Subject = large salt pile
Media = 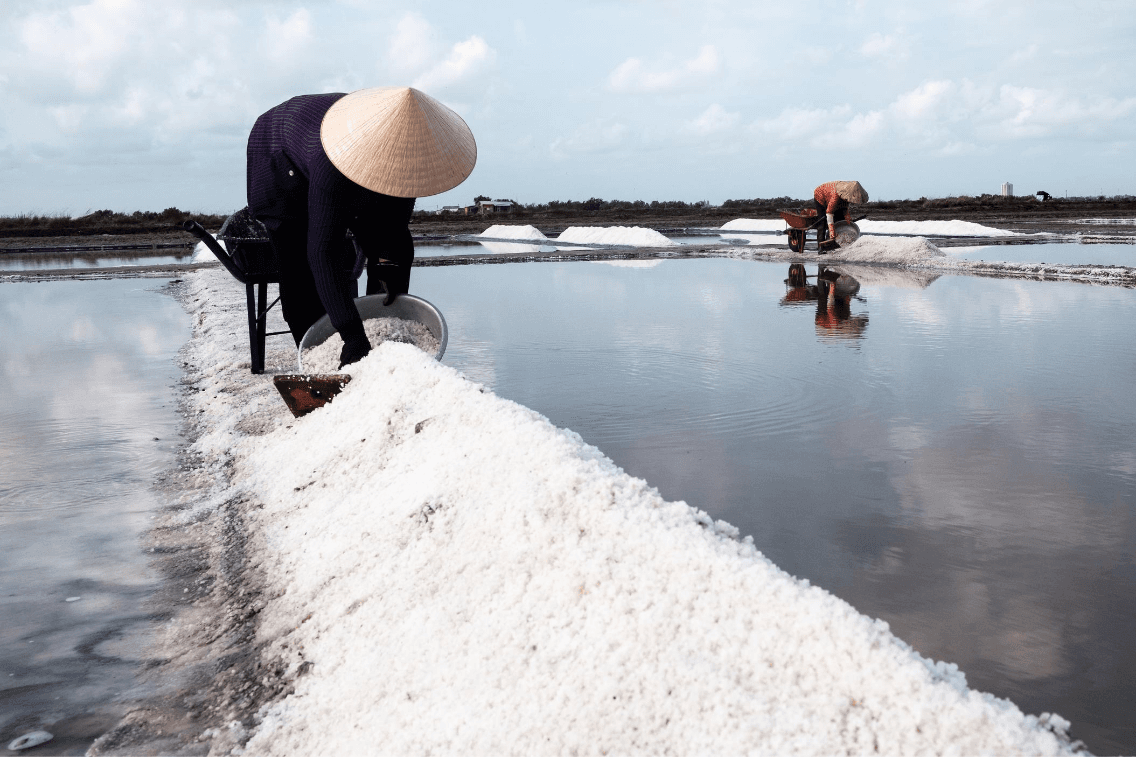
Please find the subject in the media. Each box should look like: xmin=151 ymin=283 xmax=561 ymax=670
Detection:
xmin=830 ymin=235 xmax=948 ymax=264
xmin=218 ymin=341 xmax=1075 ymax=755
xmin=717 ymin=218 xmax=1018 ymax=246
xmin=718 ymin=218 xmax=786 ymax=245
xmin=557 ymin=226 xmax=677 ymax=247
xmin=192 ymin=239 xmax=224 ymax=263
xmin=720 ymin=218 xmax=788 ymax=232
xmin=857 ymin=219 xmax=1018 ymax=237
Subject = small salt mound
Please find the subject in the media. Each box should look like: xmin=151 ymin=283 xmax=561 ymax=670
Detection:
xmin=477 ymin=225 xmax=551 ymax=254
xmin=193 ymin=239 xmax=225 ymax=263
xmin=830 ymin=236 xmax=946 ymax=264
xmin=858 ymin=219 xmax=1018 ymax=237
xmin=479 ymin=224 xmax=549 ymax=241
xmin=557 ymin=226 xmax=677 ymax=247
xmin=301 ymin=317 xmax=439 ymax=372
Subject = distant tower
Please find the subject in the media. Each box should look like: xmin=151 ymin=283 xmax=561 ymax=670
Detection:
xmin=1001 ymin=182 xmax=1014 ymax=197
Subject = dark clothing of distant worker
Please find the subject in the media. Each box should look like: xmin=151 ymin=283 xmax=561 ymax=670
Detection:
xmin=246 ymin=93 xmax=415 ymax=346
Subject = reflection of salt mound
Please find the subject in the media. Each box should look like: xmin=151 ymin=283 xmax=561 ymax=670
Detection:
xmin=830 ymin=265 xmax=942 ymax=290
xmin=478 ymin=225 xmax=550 ymax=254
xmin=193 ymin=239 xmax=225 ymax=262
xmin=557 ymin=226 xmax=677 ymax=247
xmin=832 ymin=236 xmax=946 ymax=264
xmin=591 ymin=259 xmax=663 ymax=269
xmin=858 ymin=220 xmax=1017 ymax=237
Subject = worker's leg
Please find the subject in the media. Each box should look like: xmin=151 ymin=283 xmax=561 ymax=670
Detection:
xmin=268 ymin=222 xmax=327 ymax=345
xmin=813 ymin=199 xmax=829 ymax=241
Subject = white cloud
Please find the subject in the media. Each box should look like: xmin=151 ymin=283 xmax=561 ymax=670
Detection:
xmin=607 ymin=45 xmax=720 ymax=93
xmin=755 ymin=79 xmax=1136 ymax=153
xmin=18 ymin=0 xmax=146 ymax=94
xmin=859 ymin=32 xmax=908 ymax=60
xmin=413 ymin=36 xmax=495 ymax=91
xmin=684 ymin=104 xmax=740 ymax=136
xmin=891 ymin=80 xmax=954 ymax=121
xmin=550 ymin=121 xmax=630 ymax=160
xmin=389 ymin=12 xmax=439 ymax=75
xmin=263 ymin=9 xmax=313 ymax=66
xmin=755 ymin=105 xmax=852 ymax=142
xmin=387 ymin=13 xmax=495 ymax=93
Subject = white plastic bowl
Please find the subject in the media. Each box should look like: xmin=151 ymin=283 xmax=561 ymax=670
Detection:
xmin=297 ymin=294 xmax=447 ymax=371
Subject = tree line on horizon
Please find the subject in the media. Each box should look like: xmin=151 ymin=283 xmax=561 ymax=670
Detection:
xmin=2 ymin=193 xmax=1133 ymax=236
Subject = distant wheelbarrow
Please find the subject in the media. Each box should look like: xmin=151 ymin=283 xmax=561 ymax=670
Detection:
xmin=778 ymin=209 xmax=865 ymax=253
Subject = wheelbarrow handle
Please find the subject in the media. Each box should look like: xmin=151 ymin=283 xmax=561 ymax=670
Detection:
xmin=182 ymin=219 xmax=249 ymax=283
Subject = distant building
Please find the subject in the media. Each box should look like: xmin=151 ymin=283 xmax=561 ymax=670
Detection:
xmin=437 ymin=206 xmax=462 ymax=214
xmin=1001 ymin=182 xmax=1014 ymax=197
xmin=478 ymin=200 xmax=515 ymax=213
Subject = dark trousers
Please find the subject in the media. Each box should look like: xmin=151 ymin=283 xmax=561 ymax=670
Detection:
xmin=268 ymin=222 xmax=357 ymax=345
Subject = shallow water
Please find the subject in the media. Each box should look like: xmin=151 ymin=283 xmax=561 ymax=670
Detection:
xmin=409 ymin=258 xmax=1136 ymax=755
xmin=0 ymin=253 xmax=193 ymax=272
xmin=946 ymin=241 xmax=1135 ymax=266
xmin=0 ymin=279 xmax=189 ymax=753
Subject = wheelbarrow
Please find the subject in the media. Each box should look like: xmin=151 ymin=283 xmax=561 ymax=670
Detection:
xmin=778 ymin=209 xmax=865 ymax=253
xmin=182 ymin=209 xmax=286 ymax=375
xmin=182 ymin=208 xmax=384 ymax=374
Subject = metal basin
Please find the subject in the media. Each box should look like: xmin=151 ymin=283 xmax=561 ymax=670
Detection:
xmin=834 ymin=221 xmax=861 ymax=247
xmin=297 ymin=294 xmax=448 ymax=370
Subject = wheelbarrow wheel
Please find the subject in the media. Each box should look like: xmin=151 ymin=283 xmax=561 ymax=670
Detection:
xmin=787 ymin=229 xmax=805 ymax=253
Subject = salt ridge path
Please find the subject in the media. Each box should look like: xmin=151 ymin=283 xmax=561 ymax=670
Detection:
xmin=170 ymin=265 xmax=1078 ymax=755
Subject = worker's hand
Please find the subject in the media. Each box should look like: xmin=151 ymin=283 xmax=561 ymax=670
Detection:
xmin=339 ymin=333 xmax=371 ymax=369
xmin=828 ymin=224 xmax=837 ymax=239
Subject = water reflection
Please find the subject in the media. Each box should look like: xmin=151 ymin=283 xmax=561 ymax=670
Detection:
xmin=0 ymin=279 xmax=189 ymax=752
xmin=0 ymin=252 xmax=193 ymax=271
xmin=781 ymin=264 xmax=869 ymax=342
xmin=411 ymin=258 xmax=1136 ymax=755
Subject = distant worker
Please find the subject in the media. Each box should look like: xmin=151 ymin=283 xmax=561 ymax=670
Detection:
xmin=813 ymin=181 xmax=868 ymax=249
xmin=246 ymin=87 xmax=476 ymax=368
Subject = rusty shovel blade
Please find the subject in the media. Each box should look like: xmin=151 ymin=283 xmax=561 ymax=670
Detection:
xmin=273 ymin=374 xmax=352 ymax=417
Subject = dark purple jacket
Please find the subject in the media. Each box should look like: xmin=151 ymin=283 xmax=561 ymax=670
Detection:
xmin=247 ymin=93 xmax=415 ymax=339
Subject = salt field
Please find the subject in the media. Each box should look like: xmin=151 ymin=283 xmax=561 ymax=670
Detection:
xmin=2 ymin=220 xmax=1135 ymax=754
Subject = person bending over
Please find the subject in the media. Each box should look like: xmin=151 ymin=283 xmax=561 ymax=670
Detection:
xmin=813 ymin=180 xmax=868 ymax=248
xmin=246 ymin=87 xmax=476 ymax=368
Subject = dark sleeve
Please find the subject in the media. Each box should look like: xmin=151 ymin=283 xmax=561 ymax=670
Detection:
xmin=352 ymin=196 xmax=415 ymax=267
xmin=306 ymin=182 xmax=365 ymax=340
xmin=352 ymin=197 xmax=414 ymax=298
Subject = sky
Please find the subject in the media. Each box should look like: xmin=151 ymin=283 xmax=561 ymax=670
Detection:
xmin=1 ymin=0 xmax=1133 ymax=215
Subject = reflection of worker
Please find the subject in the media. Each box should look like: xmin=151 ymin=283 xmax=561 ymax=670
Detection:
xmin=813 ymin=181 xmax=869 ymax=248
xmin=247 ymin=87 xmax=475 ymax=367
xmin=815 ymin=267 xmax=868 ymax=340
xmin=782 ymin=263 xmax=816 ymax=303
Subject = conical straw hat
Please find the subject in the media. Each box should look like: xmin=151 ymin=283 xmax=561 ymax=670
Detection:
xmin=321 ymin=87 xmax=477 ymax=198
xmin=833 ymin=181 xmax=869 ymax=204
